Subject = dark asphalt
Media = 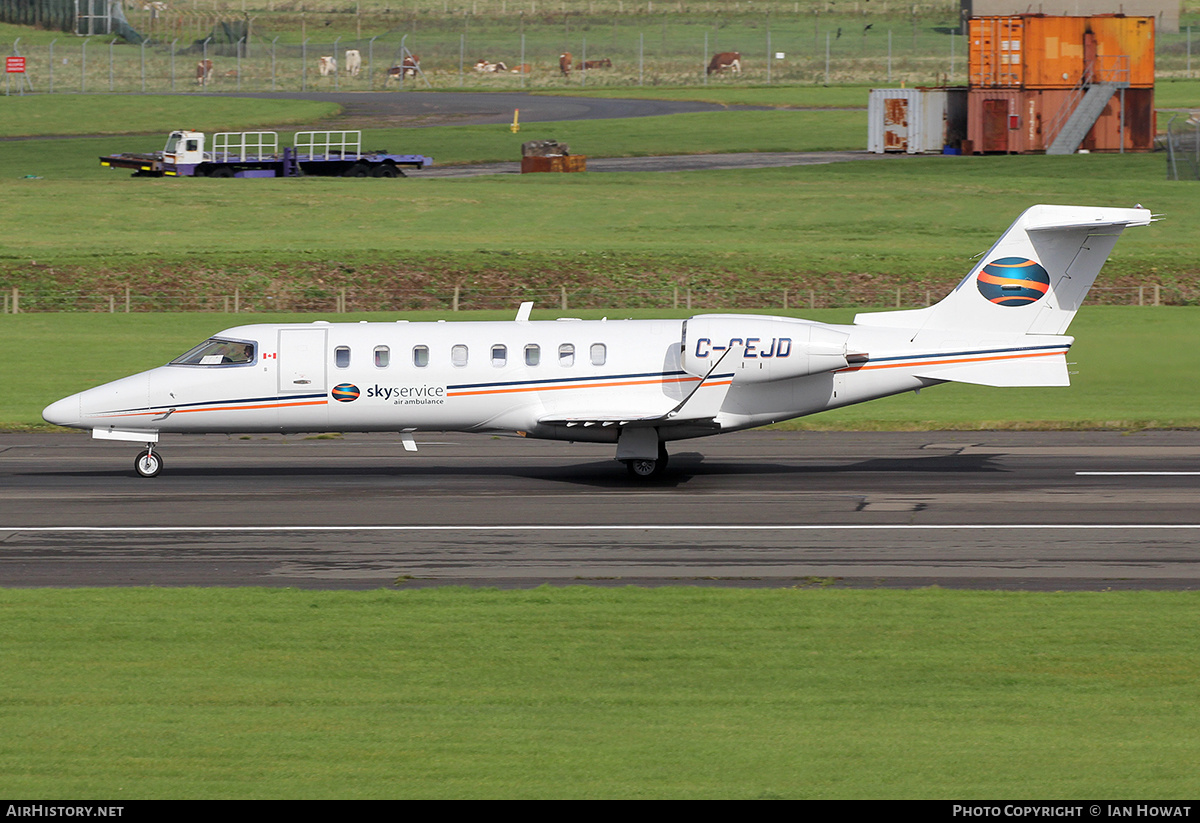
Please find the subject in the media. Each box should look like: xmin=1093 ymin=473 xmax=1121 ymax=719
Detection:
xmin=3 ymin=430 xmax=1199 ymax=591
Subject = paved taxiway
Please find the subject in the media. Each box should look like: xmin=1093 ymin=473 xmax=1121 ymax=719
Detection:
xmin=2 ymin=430 xmax=1198 ymax=590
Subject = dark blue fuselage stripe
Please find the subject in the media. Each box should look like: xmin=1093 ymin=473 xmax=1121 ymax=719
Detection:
xmin=101 ymin=393 xmax=328 ymax=415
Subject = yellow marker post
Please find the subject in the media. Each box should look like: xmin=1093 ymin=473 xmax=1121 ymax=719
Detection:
xmin=511 ymin=108 xmax=520 ymax=133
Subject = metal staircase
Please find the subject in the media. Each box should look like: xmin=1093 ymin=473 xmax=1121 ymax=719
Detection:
xmin=1045 ymin=56 xmax=1130 ymax=156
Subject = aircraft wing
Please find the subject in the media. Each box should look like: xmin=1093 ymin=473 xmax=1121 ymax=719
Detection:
xmin=539 ymin=347 xmax=738 ymax=429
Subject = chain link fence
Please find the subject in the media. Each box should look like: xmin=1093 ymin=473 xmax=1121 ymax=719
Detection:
xmin=2 ymin=284 xmax=1190 ymax=313
xmin=1164 ymin=111 xmax=1200 ymax=180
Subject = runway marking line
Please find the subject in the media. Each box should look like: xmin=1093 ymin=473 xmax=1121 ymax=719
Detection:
xmin=3 ymin=525 xmax=1200 ymax=532
xmin=1076 ymin=472 xmax=1200 ymax=476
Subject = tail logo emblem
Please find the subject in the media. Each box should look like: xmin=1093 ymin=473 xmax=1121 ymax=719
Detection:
xmin=977 ymin=257 xmax=1051 ymax=306
xmin=332 ymin=384 xmax=360 ymax=402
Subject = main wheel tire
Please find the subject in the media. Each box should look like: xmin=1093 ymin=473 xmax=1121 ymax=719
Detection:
xmin=626 ymin=458 xmax=661 ymax=478
xmin=625 ymin=442 xmax=669 ymax=479
xmin=134 ymin=450 xmax=163 ymax=478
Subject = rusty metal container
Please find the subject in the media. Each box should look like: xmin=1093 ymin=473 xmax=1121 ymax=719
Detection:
xmin=967 ymin=86 xmax=1156 ymax=153
xmin=969 ymin=15 xmax=1154 ymax=89
xmin=868 ymin=88 xmax=968 ymax=154
xmin=520 ymin=155 xmax=587 ymax=173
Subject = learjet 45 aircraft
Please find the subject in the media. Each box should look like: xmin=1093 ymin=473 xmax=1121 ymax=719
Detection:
xmin=43 ymin=204 xmax=1154 ymax=478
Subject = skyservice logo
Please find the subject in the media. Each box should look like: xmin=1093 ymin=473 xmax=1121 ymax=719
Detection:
xmin=976 ymin=257 xmax=1051 ymax=307
xmin=331 ymin=383 xmax=360 ymax=402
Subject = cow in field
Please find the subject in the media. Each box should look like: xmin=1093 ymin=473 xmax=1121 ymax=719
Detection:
xmin=195 ymin=59 xmax=213 ymax=86
xmin=576 ymin=58 xmax=612 ymax=70
xmin=385 ymin=55 xmax=420 ymax=82
xmin=318 ymin=55 xmax=337 ymax=76
xmin=344 ymin=49 xmax=362 ymax=77
xmin=559 ymin=52 xmax=572 ymax=76
xmin=707 ymin=51 xmax=741 ymax=75
xmin=473 ymin=59 xmax=508 ymax=73
xmin=510 ymin=63 xmax=532 ymax=74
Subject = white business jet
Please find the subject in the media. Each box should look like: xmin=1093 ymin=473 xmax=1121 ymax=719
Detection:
xmin=43 ymin=205 xmax=1153 ymax=478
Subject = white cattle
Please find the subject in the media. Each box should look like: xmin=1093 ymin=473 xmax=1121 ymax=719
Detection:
xmin=318 ymin=55 xmax=337 ymax=77
xmin=344 ymin=49 xmax=362 ymax=77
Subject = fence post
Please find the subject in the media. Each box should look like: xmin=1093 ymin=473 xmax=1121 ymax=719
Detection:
xmin=809 ymin=289 xmax=815 ymax=309
xmin=783 ymin=288 xmax=789 ymax=310
xmin=896 ymin=286 xmax=901 ymax=307
xmin=561 ymin=286 xmax=568 ymax=311
xmin=1154 ymin=284 xmax=1160 ymax=306
xmin=125 ymin=286 xmax=130 ymax=312
xmin=1138 ymin=285 xmax=1144 ymax=306
xmin=235 ymin=288 xmax=240 ymax=313
xmin=11 ymin=287 xmax=18 ymax=314
xmin=453 ymin=285 xmax=460 ymax=311
xmin=109 ymin=295 xmax=115 ymax=313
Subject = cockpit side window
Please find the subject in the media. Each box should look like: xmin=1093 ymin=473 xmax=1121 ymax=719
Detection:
xmin=170 ymin=338 xmax=256 ymax=367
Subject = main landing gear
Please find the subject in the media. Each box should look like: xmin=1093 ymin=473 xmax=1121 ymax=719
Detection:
xmin=625 ymin=442 xmax=669 ymax=479
xmin=134 ymin=445 xmax=163 ymax=478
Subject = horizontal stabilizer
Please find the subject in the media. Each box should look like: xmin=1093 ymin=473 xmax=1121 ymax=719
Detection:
xmin=914 ymin=352 xmax=1070 ymax=387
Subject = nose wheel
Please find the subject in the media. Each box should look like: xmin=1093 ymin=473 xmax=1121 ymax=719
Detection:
xmin=134 ymin=446 xmax=163 ymax=478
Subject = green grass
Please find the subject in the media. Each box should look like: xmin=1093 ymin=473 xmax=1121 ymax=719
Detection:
xmin=2 ymin=586 xmax=1199 ymax=799
xmin=0 ymin=153 xmax=1193 ymax=282
xmin=4 ymin=306 xmax=1197 ymax=431
xmin=0 ymin=95 xmax=341 ymax=138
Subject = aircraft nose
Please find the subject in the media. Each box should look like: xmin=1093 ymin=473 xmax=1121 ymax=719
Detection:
xmin=43 ymin=394 xmax=82 ymax=428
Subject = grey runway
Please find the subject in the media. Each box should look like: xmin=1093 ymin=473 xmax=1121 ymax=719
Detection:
xmin=2 ymin=430 xmax=1199 ymax=590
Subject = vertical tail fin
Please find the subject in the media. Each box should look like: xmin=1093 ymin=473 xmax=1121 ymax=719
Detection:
xmin=855 ymin=205 xmax=1154 ymax=338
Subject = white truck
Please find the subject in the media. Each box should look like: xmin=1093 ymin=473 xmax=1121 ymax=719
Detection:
xmin=100 ymin=129 xmax=432 ymax=179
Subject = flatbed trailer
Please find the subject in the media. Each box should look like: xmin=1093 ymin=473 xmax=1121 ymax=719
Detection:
xmin=100 ymin=130 xmax=432 ymax=179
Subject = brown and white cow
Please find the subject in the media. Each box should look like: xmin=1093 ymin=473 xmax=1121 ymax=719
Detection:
xmin=559 ymin=52 xmax=572 ymax=77
xmin=318 ymin=55 xmax=337 ymax=76
xmin=576 ymin=58 xmax=612 ymax=70
xmin=195 ymin=59 xmax=213 ymax=86
xmin=706 ymin=51 xmax=741 ymax=75
xmin=510 ymin=63 xmax=532 ymax=74
xmin=473 ymin=59 xmax=508 ymax=73
xmin=385 ymin=55 xmax=420 ymax=82
xmin=344 ymin=49 xmax=362 ymax=77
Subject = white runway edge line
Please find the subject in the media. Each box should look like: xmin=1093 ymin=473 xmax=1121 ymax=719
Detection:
xmin=3 ymin=525 xmax=1200 ymax=533
xmin=1075 ymin=475 xmax=1200 ymax=479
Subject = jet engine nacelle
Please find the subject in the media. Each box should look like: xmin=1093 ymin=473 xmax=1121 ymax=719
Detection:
xmin=681 ymin=314 xmax=850 ymax=384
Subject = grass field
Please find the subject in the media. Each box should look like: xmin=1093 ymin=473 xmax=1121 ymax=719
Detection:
xmin=3 ymin=586 xmax=1200 ymax=799
xmin=1 ymin=152 xmax=1196 ymax=299
xmin=6 ymin=306 xmax=1197 ymax=430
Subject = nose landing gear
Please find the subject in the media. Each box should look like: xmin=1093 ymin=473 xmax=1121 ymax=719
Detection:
xmin=134 ymin=445 xmax=163 ymax=478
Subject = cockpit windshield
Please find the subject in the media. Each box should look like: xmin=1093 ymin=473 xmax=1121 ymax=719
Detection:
xmin=170 ymin=337 xmax=256 ymax=366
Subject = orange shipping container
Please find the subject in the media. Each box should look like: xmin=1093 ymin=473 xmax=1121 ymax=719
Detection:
xmin=969 ymin=15 xmax=1154 ymax=90
xmin=967 ymin=87 xmax=1156 ymax=153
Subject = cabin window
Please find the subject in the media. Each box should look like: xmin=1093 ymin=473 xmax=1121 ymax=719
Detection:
xmin=525 ymin=344 xmax=540 ymax=366
xmin=492 ymin=345 xmax=507 ymax=367
xmin=559 ymin=343 xmax=575 ymax=367
xmin=374 ymin=346 xmax=390 ymax=368
xmin=335 ymin=346 xmax=351 ymax=369
xmin=413 ymin=346 xmax=429 ymax=368
xmin=590 ymin=343 xmax=607 ymax=366
xmin=452 ymin=345 xmax=469 ymax=367
xmin=170 ymin=337 xmax=256 ymax=367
